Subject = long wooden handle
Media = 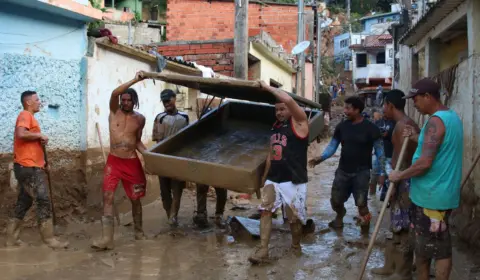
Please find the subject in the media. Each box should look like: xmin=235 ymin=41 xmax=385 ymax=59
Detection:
xmin=96 ymin=122 xmax=107 ymax=163
xmin=96 ymin=122 xmax=121 ymax=226
xmin=357 ymin=137 xmax=410 ymax=280
xmin=42 ymin=145 xmax=57 ymax=226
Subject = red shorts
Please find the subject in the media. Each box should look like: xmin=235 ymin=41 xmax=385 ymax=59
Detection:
xmin=103 ymin=154 xmax=147 ymax=200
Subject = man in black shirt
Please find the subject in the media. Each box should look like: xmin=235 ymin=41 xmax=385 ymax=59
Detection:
xmin=249 ymin=81 xmax=309 ymax=265
xmin=309 ymin=96 xmax=386 ymax=231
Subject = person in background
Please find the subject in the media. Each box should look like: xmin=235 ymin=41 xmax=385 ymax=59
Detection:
xmin=309 ymin=96 xmax=385 ymax=232
xmin=376 ymin=85 xmax=384 ymax=107
xmin=152 ymin=89 xmax=189 ymax=229
xmin=389 ymin=79 xmax=463 ymax=280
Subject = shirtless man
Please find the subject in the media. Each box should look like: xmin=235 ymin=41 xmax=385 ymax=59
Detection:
xmin=371 ymin=89 xmax=420 ymax=279
xmin=249 ymin=81 xmax=309 ymax=264
xmin=92 ymin=71 xmax=148 ymax=250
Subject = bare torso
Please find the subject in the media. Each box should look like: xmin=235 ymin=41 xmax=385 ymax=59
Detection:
xmin=391 ymin=116 xmax=421 ymax=170
xmin=109 ymin=110 xmax=145 ymax=158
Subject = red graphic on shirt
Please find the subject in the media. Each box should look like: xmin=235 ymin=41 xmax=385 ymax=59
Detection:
xmin=270 ymin=133 xmax=287 ymax=161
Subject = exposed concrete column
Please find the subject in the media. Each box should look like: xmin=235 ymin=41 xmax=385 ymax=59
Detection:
xmin=411 ymin=52 xmax=419 ymax=85
xmin=234 ymin=0 xmax=248 ymax=79
xmin=467 ymin=0 xmax=480 ymax=55
xmin=424 ymin=38 xmax=441 ymax=77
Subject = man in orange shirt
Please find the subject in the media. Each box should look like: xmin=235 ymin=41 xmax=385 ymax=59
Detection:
xmin=5 ymin=90 xmax=68 ymax=249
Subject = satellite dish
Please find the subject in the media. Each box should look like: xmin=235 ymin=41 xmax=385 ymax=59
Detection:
xmin=291 ymin=41 xmax=311 ymax=55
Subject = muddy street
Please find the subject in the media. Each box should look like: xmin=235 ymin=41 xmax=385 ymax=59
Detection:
xmin=1 ymin=140 xmax=480 ymax=280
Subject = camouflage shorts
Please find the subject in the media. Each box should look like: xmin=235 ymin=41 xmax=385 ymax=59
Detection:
xmin=410 ymin=203 xmax=452 ymax=260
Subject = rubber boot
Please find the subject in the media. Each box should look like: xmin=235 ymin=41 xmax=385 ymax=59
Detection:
xmin=371 ymin=239 xmax=395 ymax=275
xmin=5 ymin=218 xmax=24 ymax=247
xmin=193 ymin=211 xmax=209 ymax=228
xmin=39 ymin=219 xmax=69 ymax=249
xmin=329 ymin=205 xmax=346 ymax=229
xmin=214 ymin=187 xmax=227 ymax=229
xmin=91 ymin=216 xmax=114 ymax=250
xmin=248 ymin=214 xmax=272 ymax=264
xmin=290 ymin=221 xmax=303 ymax=256
xmin=214 ymin=214 xmax=226 ymax=229
xmin=169 ymin=186 xmax=183 ymax=228
xmin=386 ymin=249 xmax=414 ymax=280
xmin=132 ymin=203 xmax=146 ymax=240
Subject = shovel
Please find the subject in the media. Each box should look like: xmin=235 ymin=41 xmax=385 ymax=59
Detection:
xmin=42 ymin=145 xmax=58 ymax=231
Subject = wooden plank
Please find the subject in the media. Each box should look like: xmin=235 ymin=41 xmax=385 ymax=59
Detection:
xmin=142 ymin=71 xmax=323 ymax=109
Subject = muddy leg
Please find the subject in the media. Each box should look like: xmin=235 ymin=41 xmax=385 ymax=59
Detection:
xmin=285 ymin=206 xmax=302 ymax=256
xmin=159 ymin=177 xmax=172 ymax=219
xmin=193 ymin=184 xmax=209 ymax=228
xmin=214 ymin=187 xmax=227 ymax=229
xmin=414 ymin=257 xmax=430 ymax=280
xmin=249 ymin=184 xmax=276 ymax=265
xmin=434 ymin=258 xmax=452 ymax=280
xmin=169 ymin=180 xmax=184 ymax=228
xmin=353 ymin=170 xmax=372 ymax=232
xmin=6 ymin=164 xmax=34 ymax=247
xmin=91 ymin=190 xmax=115 ymax=250
xmin=329 ymin=169 xmax=350 ymax=229
xmin=131 ymin=199 xmax=146 ymax=240
xmin=31 ymin=168 xmax=68 ymax=249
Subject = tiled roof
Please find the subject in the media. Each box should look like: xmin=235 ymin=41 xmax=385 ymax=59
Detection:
xmin=349 ymin=34 xmax=392 ymax=49
xmin=360 ymin=11 xmax=400 ymax=21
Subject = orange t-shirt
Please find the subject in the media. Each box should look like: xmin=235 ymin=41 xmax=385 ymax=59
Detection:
xmin=13 ymin=111 xmax=45 ymax=168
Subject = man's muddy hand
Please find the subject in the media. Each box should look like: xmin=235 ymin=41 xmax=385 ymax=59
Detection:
xmin=389 ymin=170 xmax=402 ymax=182
xmin=135 ymin=71 xmax=147 ymax=81
xmin=403 ymin=125 xmax=418 ymax=142
xmin=40 ymin=134 xmax=49 ymax=146
xmin=308 ymin=157 xmax=322 ymax=168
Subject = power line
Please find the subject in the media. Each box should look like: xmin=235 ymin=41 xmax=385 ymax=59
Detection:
xmin=0 ymin=25 xmax=85 ymax=46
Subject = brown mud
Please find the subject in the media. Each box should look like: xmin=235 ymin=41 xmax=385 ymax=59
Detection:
xmin=171 ymin=120 xmax=270 ymax=168
xmin=1 ymin=107 xmax=479 ymax=279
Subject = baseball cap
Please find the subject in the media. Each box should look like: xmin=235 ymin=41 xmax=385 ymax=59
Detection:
xmin=160 ymin=89 xmax=176 ymax=102
xmin=403 ymin=78 xmax=440 ymax=99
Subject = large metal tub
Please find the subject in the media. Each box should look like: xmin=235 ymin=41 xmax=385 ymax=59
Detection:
xmin=144 ymin=100 xmax=324 ymax=194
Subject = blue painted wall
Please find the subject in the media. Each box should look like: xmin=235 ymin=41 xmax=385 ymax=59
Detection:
xmin=334 ymin=32 xmax=351 ymax=62
xmin=362 ymin=13 xmax=400 ymax=33
xmin=0 ymin=2 xmax=88 ymax=153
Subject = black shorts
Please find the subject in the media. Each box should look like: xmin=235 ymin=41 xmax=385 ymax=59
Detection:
xmin=410 ymin=203 xmax=452 ymax=260
xmin=331 ymin=168 xmax=370 ymax=208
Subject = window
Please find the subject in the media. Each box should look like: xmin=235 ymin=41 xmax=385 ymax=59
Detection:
xmin=340 ymin=39 xmax=350 ymax=48
xmin=356 ymin=53 xmax=367 ymax=67
xmin=377 ymin=52 xmax=386 ymax=64
xmin=377 ymin=18 xmax=385 ymax=23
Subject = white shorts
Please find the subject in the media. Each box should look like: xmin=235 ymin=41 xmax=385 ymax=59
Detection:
xmin=259 ymin=180 xmax=307 ymax=225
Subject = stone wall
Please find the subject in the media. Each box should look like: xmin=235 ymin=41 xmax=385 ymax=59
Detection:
xmin=104 ymin=22 xmax=161 ymax=45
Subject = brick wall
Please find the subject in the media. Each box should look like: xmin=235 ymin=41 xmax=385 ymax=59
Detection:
xmin=156 ymin=41 xmax=235 ymax=76
xmin=167 ymin=0 xmax=313 ymax=53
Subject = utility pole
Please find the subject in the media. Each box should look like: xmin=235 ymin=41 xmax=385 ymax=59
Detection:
xmin=315 ymin=14 xmax=322 ymax=102
xmin=296 ymin=0 xmax=305 ymax=96
xmin=234 ymin=0 xmax=248 ymax=79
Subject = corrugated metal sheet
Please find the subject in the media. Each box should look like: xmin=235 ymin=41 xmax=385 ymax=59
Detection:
xmin=399 ymin=0 xmax=466 ymax=46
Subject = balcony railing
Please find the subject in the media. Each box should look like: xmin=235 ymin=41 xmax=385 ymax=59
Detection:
xmin=354 ymin=63 xmax=392 ymax=83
